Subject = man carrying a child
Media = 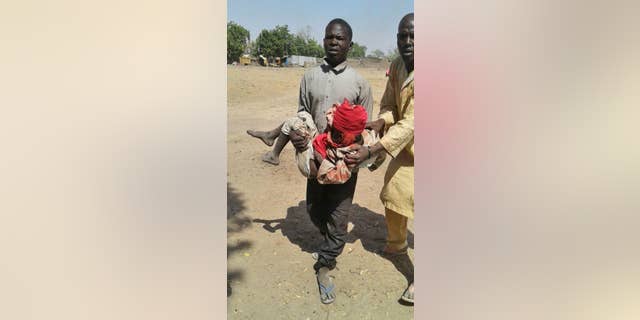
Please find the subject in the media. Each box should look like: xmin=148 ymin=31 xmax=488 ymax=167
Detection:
xmin=287 ymin=18 xmax=374 ymax=304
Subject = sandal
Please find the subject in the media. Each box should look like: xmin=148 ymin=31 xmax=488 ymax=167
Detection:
xmin=400 ymin=282 xmax=414 ymax=304
xmin=317 ymin=276 xmax=335 ymax=304
xmin=381 ymin=245 xmax=408 ymax=257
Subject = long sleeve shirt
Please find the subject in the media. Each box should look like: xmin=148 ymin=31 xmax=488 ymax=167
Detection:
xmin=298 ymin=59 xmax=373 ymax=133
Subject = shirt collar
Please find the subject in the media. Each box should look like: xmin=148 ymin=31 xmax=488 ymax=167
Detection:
xmin=398 ymin=58 xmax=414 ymax=89
xmin=322 ymin=58 xmax=349 ymax=73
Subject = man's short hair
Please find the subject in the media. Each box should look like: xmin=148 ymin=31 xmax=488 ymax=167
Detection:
xmin=399 ymin=13 xmax=414 ymax=28
xmin=326 ymin=18 xmax=353 ymax=41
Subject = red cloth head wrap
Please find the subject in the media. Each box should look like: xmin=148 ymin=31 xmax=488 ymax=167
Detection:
xmin=312 ymin=99 xmax=368 ymax=159
xmin=331 ymin=98 xmax=367 ymax=146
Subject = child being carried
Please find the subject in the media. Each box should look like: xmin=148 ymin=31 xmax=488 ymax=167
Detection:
xmin=247 ymin=99 xmax=385 ymax=184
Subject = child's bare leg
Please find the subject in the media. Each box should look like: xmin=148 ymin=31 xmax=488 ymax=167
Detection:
xmin=262 ymin=131 xmax=289 ymax=165
xmin=247 ymin=123 xmax=284 ymax=147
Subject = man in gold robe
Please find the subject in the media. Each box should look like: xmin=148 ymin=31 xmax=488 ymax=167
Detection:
xmin=346 ymin=12 xmax=414 ymax=303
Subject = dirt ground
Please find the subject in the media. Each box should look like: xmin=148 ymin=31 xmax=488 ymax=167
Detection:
xmin=227 ymin=64 xmax=414 ymax=320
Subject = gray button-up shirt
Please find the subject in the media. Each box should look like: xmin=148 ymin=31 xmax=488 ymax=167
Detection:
xmin=298 ymin=59 xmax=373 ymax=133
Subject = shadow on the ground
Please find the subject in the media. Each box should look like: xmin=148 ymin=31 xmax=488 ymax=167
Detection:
xmin=228 ymin=183 xmax=251 ymax=230
xmin=227 ymin=183 xmax=252 ymax=297
xmin=253 ymin=201 xmax=414 ymax=253
xmin=252 ymin=200 xmax=414 ymax=301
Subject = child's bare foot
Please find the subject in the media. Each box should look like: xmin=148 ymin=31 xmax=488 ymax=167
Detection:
xmin=261 ymin=151 xmax=280 ymax=165
xmin=316 ymin=267 xmax=335 ymax=304
xmin=247 ymin=130 xmax=276 ymax=146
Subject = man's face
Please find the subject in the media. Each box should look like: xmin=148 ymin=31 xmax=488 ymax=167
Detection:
xmin=324 ymin=23 xmax=352 ymax=66
xmin=397 ymin=17 xmax=414 ymax=66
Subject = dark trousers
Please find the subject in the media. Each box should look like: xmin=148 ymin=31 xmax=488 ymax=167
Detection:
xmin=306 ymin=172 xmax=358 ymax=271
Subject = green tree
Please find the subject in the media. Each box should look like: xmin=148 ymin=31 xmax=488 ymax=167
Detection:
xmin=255 ymin=25 xmax=293 ymax=58
xmin=288 ymin=35 xmax=324 ymax=57
xmin=369 ymin=49 xmax=385 ymax=59
xmin=289 ymin=35 xmax=307 ymax=56
xmin=227 ymin=21 xmax=250 ymax=64
xmin=307 ymin=38 xmax=324 ymax=58
xmin=348 ymin=42 xmax=367 ymax=58
xmin=254 ymin=24 xmax=325 ymax=59
xmin=296 ymin=25 xmax=313 ymax=42
xmin=386 ymin=48 xmax=399 ymax=61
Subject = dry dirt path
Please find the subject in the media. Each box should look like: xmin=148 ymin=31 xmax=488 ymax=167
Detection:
xmin=227 ymin=65 xmax=414 ymax=320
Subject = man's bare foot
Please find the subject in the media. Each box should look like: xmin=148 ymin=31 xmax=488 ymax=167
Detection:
xmin=316 ymin=267 xmax=335 ymax=304
xmin=247 ymin=130 xmax=276 ymax=146
xmin=261 ymin=151 xmax=280 ymax=165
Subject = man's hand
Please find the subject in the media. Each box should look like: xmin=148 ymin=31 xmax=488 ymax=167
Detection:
xmin=344 ymin=144 xmax=369 ymax=168
xmin=366 ymin=118 xmax=386 ymax=136
xmin=289 ymin=129 xmax=309 ymax=151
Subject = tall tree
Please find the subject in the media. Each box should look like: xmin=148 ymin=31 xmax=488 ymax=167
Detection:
xmin=296 ymin=25 xmax=313 ymax=41
xmin=227 ymin=21 xmax=250 ymax=64
xmin=369 ymin=49 xmax=385 ymax=59
xmin=255 ymin=25 xmax=293 ymax=58
xmin=289 ymin=35 xmax=307 ymax=56
xmin=307 ymin=38 xmax=324 ymax=58
xmin=348 ymin=42 xmax=367 ymax=58
xmin=386 ymin=48 xmax=399 ymax=61
xmin=252 ymin=24 xmax=327 ymax=59
xmin=292 ymin=25 xmax=324 ymax=57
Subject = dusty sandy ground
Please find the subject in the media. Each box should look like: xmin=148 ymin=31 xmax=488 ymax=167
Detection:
xmin=227 ymin=64 xmax=414 ymax=320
